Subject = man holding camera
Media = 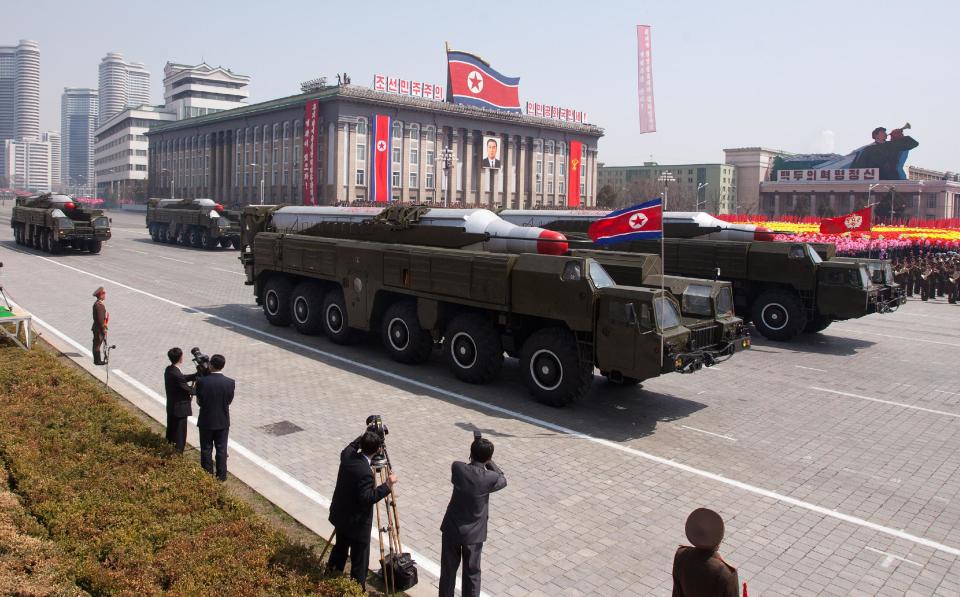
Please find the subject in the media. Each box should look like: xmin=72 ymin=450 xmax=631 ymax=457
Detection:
xmin=163 ymin=347 xmax=197 ymax=454
xmin=327 ymin=427 xmax=397 ymax=588
xmin=195 ymin=354 xmax=234 ymax=481
xmin=439 ymin=433 xmax=507 ymax=597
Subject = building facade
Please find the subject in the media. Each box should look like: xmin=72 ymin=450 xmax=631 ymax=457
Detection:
xmin=98 ymin=52 xmax=151 ymax=125
xmin=163 ymin=61 xmax=250 ymax=120
xmin=758 ymin=179 xmax=960 ymax=220
xmin=0 ymin=39 xmax=41 ymax=182
xmin=41 ymin=131 xmax=60 ymax=191
xmin=61 ymin=87 xmax=98 ymax=193
xmin=722 ymin=147 xmax=790 ymax=214
xmin=146 ymin=85 xmax=603 ymax=208
xmin=598 ymin=162 xmax=737 ymax=213
xmin=94 ymin=104 xmax=175 ymax=201
xmin=4 ymin=136 xmax=51 ymax=192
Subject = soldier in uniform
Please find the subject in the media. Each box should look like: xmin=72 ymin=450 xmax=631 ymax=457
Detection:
xmin=912 ymin=260 xmax=924 ymax=296
xmin=672 ymin=508 xmax=740 ymax=597
xmin=91 ymin=287 xmax=108 ymax=365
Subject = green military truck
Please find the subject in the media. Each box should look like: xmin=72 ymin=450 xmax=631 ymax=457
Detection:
xmin=10 ymin=193 xmax=111 ymax=254
xmin=239 ymin=205 xmax=743 ymax=406
xmin=807 ymin=244 xmax=905 ymax=313
xmin=146 ymin=198 xmax=240 ymax=249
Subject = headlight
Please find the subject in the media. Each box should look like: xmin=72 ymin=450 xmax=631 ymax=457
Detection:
xmin=55 ymin=217 xmax=74 ymax=229
xmin=93 ymin=217 xmax=109 ymax=228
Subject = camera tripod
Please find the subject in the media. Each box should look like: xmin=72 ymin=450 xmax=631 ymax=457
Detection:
xmin=372 ymin=446 xmax=405 ymax=596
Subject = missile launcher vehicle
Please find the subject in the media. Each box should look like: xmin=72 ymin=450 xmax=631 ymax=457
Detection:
xmin=146 ymin=197 xmax=241 ymax=249
xmin=10 ymin=193 xmax=111 ymax=254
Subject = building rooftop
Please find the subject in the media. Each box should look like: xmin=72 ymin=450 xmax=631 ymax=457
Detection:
xmin=147 ymin=84 xmax=604 ymax=137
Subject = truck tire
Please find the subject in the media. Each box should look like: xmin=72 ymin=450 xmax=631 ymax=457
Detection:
xmin=189 ymin=228 xmax=202 ymax=248
xmin=14 ymin=225 xmax=23 ymax=245
xmin=322 ymin=287 xmax=361 ymax=344
xmin=41 ymin=229 xmax=52 ymax=252
xmin=443 ymin=313 xmax=503 ymax=384
xmin=32 ymin=227 xmax=42 ymax=249
xmin=218 ymin=237 xmax=231 ymax=248
xmin=47 ymin=230 xmax=62 ymax=254
xmin=165 ymin=226 xmax=177 ymax=244
xmin=803 ymin=315 xmax=832 ymax=334
xmin=150 ymin=225 xmax=160 ymax=242
xmin=290 ymin=281 xmax=326 ymax=335
xmin=88 ymin=240 xmax=103 ymax=254
xmin=520 ymin=327 xmax=593 ymax=407
xmin=199 ymin=230 xmax=214 ymax=250
xmin=751 ymin=290 xmax=807 ymax=341
xmin=382 ymin=301 xmax=433 ymax=364
xmin=262 ymin=276 xmax=294 ymax=326
xmin=177 ymin=228 xmax=189 ymax=245
xmin=230 ymin=237 xmax=241 ymax=250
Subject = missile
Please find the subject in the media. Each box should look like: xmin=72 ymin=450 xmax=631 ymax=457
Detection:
xmin=270 ymin=206 xmax=569 ymax=255
xmin=498 ymin=210 xmax=776 ymax=242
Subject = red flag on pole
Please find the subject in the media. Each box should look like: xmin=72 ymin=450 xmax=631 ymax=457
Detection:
xmin=819 ymin=206 xmax=872 ymax=234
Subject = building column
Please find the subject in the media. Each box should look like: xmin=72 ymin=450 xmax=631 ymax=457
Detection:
xmin=399 ymin=125 xmax=410 ymax=202
xmin=335 ymin=122 xmax=346 ymax=202
xmin=419 ymin=128 xmax=429 ymax=202
xmin=224 ymin=131 xmax=233 ymax=202
xmin=517 ymin=137 xmax=527 ymax=208
xmin=346 ymin=123 xmax=356 ymax=201
xmin=505 ymin=137 xmax=516 ymax=209
xmin=463 ymin=132 xmax=474 ymax=205
xmin=448 ymin=128 xmax=459 ymax=205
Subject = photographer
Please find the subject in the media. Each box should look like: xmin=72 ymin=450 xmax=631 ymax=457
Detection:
xmin=439 ymin=433 xmax=507 ymax=597
xmin=163 ymin=347 xmax=196 ymax=454
xmin=195 ymin=354 xmax=234 ymax=481
xmin=327 ymin=427 xmax=397 ymax=588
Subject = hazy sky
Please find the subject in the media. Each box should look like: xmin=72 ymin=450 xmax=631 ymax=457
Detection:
xmin=7 ymin=0 xmax=958 ymax=171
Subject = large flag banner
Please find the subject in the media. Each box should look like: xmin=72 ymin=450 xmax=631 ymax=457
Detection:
xmin=568 ymin=140 xmax=583 ymax=207
xmin=819 ymin=206 xmax=873 ymax=234
xmin=588 ymin=199 xmax=663 ymax=245
xmin=370 ymin=114 xmax=393 ymax=203
xmin=302 ymin=99 xmax=320 ymax=205
xmin=447 ymin=49 xmax=521 ymax=113
xmin=637 ymin=25 xmax=657 ymax=134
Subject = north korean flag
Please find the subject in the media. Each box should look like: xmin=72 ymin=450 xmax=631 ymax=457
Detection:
xmin=447 ymin=50 xmax=521 ymax=113
xmin=588 ymin=199 xmax=663 ymax=246
xmin=370 ymin=114 xmax=392 ymax=203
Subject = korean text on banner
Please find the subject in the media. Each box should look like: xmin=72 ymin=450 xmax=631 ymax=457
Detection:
xmin=302 ymin=99 xmax=320 ymax=205
xmin=637 ymin=25 xmax=657 ymax=134
xmin=568 ymin=141 xmax=583 ymax=207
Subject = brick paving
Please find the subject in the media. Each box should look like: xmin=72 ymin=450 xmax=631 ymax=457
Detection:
xmin=2 ymin=207 xmax=960 ymax=595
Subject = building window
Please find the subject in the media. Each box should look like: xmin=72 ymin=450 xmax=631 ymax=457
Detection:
xmin=547 ymin=180 xmax=554 ymax=194
xmin=547 ymin=161 xmax=554 ymax=176
xmin=392 ymin=121 xmax=402 ymax=139
xmin=559 ymin=181 xmax=565 ymax=195
xmin=356 ymin=169 xmax=365 ymax=186
xmin=426 ymin=172 xmax=434 ymax=189
xmin=409 ymin=172 xmax=418 ymax=188
xmin=392 ymin=170 xmax=400 ymax=187
xmin=410 ymin=147 xmax=419 ymax=165
xmin=392 ymin=148 xmax=401 ymax=163
xmin=560 ymin=162 xmax=566 ymax=177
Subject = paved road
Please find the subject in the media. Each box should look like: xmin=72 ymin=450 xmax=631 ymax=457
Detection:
xmin=3 ymin=207 xmax=960 ymax=596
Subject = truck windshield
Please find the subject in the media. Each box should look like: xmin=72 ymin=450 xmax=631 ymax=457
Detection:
xmin=716 ymin=287 xmax=734 ymax=317
xmin=884 ymin=263 xmax=895 ymax=284
xmin=857 ymin=267 xmax=871 ymax=288
xmin=588 ymin=260 xmax=617 ymax=289
xmin=806 ymin=245 xmax=823 ymax=264
xmin=681 ymin=284 xmax=713 ymax=317
xmin=654 ymin=296 xmax=682 ymax=330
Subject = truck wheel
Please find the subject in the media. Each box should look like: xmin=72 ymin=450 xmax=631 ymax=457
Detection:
xmin=322 ymin=287 xmax=360 ymax=344
xmin=14 ymin=225 xmax=22 ymax=245
xmin=32 ymin=227 xmax=42 ymax=249
xmin=443 ymin=313 xmax=503 ymax=384
xmin=199 ymin=230 xmax=214 ymax=250
xmin=520 ymin=327 xmax=593 ymax=407
xmin=803 ymin=315 xmax=832 ymax=334
xmin=218 ymin=237 xmax=231 ymax=248
xmin=150 ymin=225 xmax=160 ymax=242
xmin=88 ymin=240 xmax=103 ymax=254
xmin=165 ymin=226 xmax=177 ymax=244
xmin=230 ymin=237 xmax=241 ymax=250
xmin=382 ymin=301 xmax=433 ymax=364
xmin=189 ymin=228 xmax=202 ymax=248
xmin=41 ymin=229 xmax=52 ymax=252
xmin=751 ymin=290 xmax=807 ymax=341
xmin=47 ymin=231 xmax=62 ymax=254
xmin=177 ymin=228 xmax=189 ymax=245
xmin=262 ymin=276 xmax=294 ymax=326
xmin=290 ymin=281 xmax=326 ymax=335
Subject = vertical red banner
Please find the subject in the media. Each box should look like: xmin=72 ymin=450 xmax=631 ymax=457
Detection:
xmin=370 ymin=114 xmax=392 ymax=202
xmin=568 ymin=140 xmax=583 ymax=207
xmin=302 ymin=99 xmax=319 ymax=205
xmin=637 ymin=25 xmax=657 ymax=134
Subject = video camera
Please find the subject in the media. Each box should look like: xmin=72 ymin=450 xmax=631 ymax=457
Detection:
xmin=366 ymin=415 xmax=389 ymax=467
xmin=190 ymin=347 xmax=211 ymax=376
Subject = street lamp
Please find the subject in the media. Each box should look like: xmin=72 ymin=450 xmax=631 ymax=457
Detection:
xmin=915 ymin=180 xmax=924 ymax=220
xmin=657 ymin=171 xmax=676 ymax=209
xmin=696 ymin=182 xmax=709 ymax=211
xmin=160 ymin=169 xmax=175 ymax=200
xmin=436 ymin=147 xmax=457 ymax=207
xmin=249 ymin=163 xmax=265 ymax=205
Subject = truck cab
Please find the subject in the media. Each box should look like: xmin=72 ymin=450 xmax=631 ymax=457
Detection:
xmin=831 ymin=257 xmax=904 ymax=312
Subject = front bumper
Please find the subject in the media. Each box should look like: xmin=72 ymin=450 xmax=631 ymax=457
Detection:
xmin=664 ymin=333 xmax=751 ymax=374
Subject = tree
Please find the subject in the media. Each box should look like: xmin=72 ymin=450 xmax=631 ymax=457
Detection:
xmin=875 ymin=187 xmax=909 ymax=223
xmin=596 ymin=185 xmax=619 ymax=208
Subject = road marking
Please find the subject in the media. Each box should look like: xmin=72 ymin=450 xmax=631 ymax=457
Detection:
xmin=864 ymin=546 xmax=923 ymax=568
xmin=122 ymin=248 xmax=148 ymax=255
xmin=795 ymin=365 xmax=827 ymax=373
xmin=932 ymin=389 xmax=960 ymax=396
xmin=153 ymin=254 xmax=194 ymax=264
xmin=680 ymin=425 xmax=737 ymax=442
xmin=209 ymin=266 xmax=245 ymax=276
xmin=13 ymin=254 xmax=960 ymax=559
xmin=810 ymin=386 xmax=960 ymax=419
xmin=846 ymin=329 xmax=960 ymax=348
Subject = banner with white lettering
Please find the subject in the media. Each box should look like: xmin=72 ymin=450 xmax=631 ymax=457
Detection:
xmin=637 ymin=25 xmax=656 ymax=134
xmin=302 ymin=99 xmax=319 ymax=205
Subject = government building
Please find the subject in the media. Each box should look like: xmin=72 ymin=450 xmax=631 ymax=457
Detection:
xmin=146 ymin=83 xmax=603 ymax=208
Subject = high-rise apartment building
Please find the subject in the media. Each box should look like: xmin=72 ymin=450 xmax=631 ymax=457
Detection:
xmin=61 ymin=87 xmax=98 ymax=192
xmin=0 ymin=39 xmax=41 ymax=181
xmin=98 ymin=52 xmax=151 ymax=124
xmin=41 ymin=131 xmax=61 ymax=190
xmin=598 ymin=162 xmax=738 ymax=213
xmin=162 ymin=61 xmax=250 ymax=120
xmin=4 ymin=136 xmax=52 ymax=192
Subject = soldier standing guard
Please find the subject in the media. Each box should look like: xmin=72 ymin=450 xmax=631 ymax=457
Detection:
xmin=91 ymin=287 xmax=108 ymax=365
xmin=672 ymin=508 xmax=740 ymax=596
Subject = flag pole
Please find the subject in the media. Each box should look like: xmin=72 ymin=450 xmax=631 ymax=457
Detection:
xmin=660 ymin=194 xmax=665 ymax=369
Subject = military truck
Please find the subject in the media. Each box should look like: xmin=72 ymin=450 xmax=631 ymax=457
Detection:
xmin=146 ymin=198 xmax=240 ymax=249
xmin=240 ymin=205 xmax=745 ymax=406
xmin=807 ymin=244 xmax=904 ymax=313
xmin=10 ymin=193 xmax=111 ymax=254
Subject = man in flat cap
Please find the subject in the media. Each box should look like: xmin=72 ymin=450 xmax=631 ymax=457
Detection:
xmin=672 ymin=508 xmax=740 ymax=596
xmin=91 ymin=287 xmax=108 ymax=365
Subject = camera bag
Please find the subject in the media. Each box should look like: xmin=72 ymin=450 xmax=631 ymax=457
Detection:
xmin=381 ymin=552 xmax=418 ymax=591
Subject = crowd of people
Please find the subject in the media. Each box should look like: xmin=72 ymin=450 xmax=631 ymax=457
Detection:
xmin=893 ymin=252 xmax=960 ymax=303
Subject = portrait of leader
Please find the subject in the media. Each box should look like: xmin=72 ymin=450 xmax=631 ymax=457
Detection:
xmin=482 ymin=136 xmax=501 ymax=169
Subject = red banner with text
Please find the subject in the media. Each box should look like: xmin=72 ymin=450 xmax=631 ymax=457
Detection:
xmin=568 ymin=140 xmax=583 ymax=207
xmin=302 ymin=99 xmax=319 ymax=205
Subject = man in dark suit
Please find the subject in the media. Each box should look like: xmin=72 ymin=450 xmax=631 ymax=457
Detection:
xmin=327 ymin=431 xmax=397 ymax=588
xmin=481 ymin=138 xmax=501 ymax=169
xmin=439 ymin=433 xmax=507 ymax=597
xmin=163 ymin=347 xmax=196 ymax=454
xmin=195 ymin=354 xmax=234 ymax=481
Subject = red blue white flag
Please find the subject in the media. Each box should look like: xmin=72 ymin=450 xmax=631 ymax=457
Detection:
xmin=588 ymin=199 xmax=663 ymax=245
xmin=370 ymin=114 xmax=392 ymax=202
xmin=447 ymin=50 xmax=521 ymax=113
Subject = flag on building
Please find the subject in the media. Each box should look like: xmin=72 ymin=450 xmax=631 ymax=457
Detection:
xmin=819 ymin=206 xmax=872 ymax=234
xmin=588 ymin=199 xmax=664 ymax=245
xmin=637 ymin=25 xmax=657 ymax=134
xmin=446 ymin=48 xmax=521 ymax=113
xmin=370 ymin=114 xmax=393 ymax=202
xmin=568 ymin=140 xmax=583 ymax=207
